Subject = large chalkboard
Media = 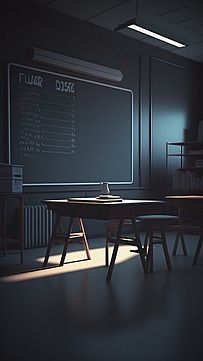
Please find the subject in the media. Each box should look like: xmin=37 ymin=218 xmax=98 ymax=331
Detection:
xmin=8 ymin=63 xmax=133 ymax=186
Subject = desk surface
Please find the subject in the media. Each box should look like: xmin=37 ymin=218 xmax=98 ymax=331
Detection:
xmin=43 ymin=198 xmax=165 ymax=220
xmin=166 ymin=195 xmax=203 ymax=199
xmin=166 ymin=195 xmax=203 ymax=206
xmin=0 ymin=192 xmax=24 ymax=196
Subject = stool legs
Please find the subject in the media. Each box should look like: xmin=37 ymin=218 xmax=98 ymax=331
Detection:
xmin=146 ymin=228 xmax=154 ymax=272
xmin=192 ymin=232 xmax=203 ymax=265
xmin=131 ymin=219 xmax=147 ymax=274
xmin=145 ymin=225 xmax=172 ymax=272
xmin=143 ymin=231 xmax=150 ymax=254
xmin=160 ymin=228 xmax=172 ymax=271
xmin=172 ymin=231 xmax=187 ymax=256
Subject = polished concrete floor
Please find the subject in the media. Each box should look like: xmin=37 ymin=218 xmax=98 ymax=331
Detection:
xmin=0 ymin=233 xmax=203 ymax=361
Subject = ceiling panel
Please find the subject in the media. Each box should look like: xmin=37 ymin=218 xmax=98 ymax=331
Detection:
xmin=86 ymin=1 xmax=135 ymax=30
xmin=47 ymin=0 xmax=125 ymax=20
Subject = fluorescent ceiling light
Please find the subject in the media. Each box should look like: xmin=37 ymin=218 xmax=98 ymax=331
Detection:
xmin=128 ymin=23 xmax=186 ymax=48
xmin=115 ymin=0 xmax=186 ymax=48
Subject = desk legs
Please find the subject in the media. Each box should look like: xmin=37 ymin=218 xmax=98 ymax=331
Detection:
xmin=43 ymin=216 xmax=90 ymax=267
xmin=43 ymin=215 xmax=62 ymax=266
xmin=79 ymin=218 xmax=91 ymax=260
xmin=106 ymin=219 xmax=123 ymax=281
xmin=60 ymin=217 xmax=74 ymax=266
xmin=106 ymin=218 xmax=148 ymax=281
xmin=131 ymin=219 xmax=147 ymax=273
xmin=145 ymin=225 xmax=172 ymax=272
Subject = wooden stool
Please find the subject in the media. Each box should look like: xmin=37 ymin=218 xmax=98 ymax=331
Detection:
xmin=136 ymin=214 xmax=179 ymax=272
xmin=43 ymin=217 xmax=90 ymax=266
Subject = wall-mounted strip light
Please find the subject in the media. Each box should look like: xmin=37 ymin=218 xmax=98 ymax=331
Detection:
xmin=32 ymin=47 xmax=123 ymax=82
xmin=127 ymin=23 xmax=186 ymax=48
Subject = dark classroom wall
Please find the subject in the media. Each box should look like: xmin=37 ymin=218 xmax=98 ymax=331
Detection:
xmin=0 ymin=1 xmax=201 ymax=236
xmin=201 ymin=66 xmax=203 ymax=119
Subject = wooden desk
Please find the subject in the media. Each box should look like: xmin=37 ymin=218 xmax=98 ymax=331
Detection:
xmin=165 ymin=195 xmax=203 ymax=265
xmin=165 ymin=194 xmax=203 ymax=224
xmin=0 ymin=192 xmax=24 ymax=264
xmin=43 ymin=198 xmax=165 ymax=280
xmin=166 ymin=195 xmax=203 ymax=207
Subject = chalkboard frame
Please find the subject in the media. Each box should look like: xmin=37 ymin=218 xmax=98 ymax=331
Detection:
xmin=8 ymin=62 xmax=134 ymax=186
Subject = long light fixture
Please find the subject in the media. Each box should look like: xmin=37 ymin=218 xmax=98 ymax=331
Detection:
xmin=127 ymin=23 xmax=186 ymax=48
xmin=32 ymin=47 xmax=123 ymax=82
xmin=115 ymin=0 xmax=186 ymax=48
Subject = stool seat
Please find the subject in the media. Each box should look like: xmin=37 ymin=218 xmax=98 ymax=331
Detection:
xmin=137 ymin=214 xmax=179 ymax=272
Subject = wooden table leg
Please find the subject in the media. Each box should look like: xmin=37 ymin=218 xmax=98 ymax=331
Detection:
xmin=43 ymin=215 xmax=62 ymax=266
xmin=131 ymin=219 xmax=147 ymax=273
xmin=106 ymin=219 xmax=123 ymax=281
xmin=60 ymin=217 xmax=74 ymax=266
xmin=79 ymin=218 xmax=91 ymax=260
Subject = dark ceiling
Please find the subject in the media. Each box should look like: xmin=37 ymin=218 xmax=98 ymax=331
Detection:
xmin=8 ymin=0 xmax=203 ymax=63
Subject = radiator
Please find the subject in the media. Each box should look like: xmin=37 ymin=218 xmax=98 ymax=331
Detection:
xmin=24 ymin=205 xmax=53 ymax=248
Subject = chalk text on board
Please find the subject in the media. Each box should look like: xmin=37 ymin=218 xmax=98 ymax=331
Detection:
xmin=56 ymin=79 xmax=75 ymax=93
xmin=19 ymin=72 xmax=43 ymax=88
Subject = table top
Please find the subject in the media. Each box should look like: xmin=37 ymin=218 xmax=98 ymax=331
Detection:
xmin=166 ymin=195 xmax=203 ymax=200
xmin=43 ymin=198 xmax=165 ymax=220
xmin=0 ymin=192 xmax=24 ymax=196
xmin=44 ymin=198 xmax=164 ymax=204
xmin=165 ymin=195 xmax=203 ymax=209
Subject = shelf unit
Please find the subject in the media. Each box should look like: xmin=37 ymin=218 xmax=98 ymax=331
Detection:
xmin=166 ymin=141 xmax=203 ymax=194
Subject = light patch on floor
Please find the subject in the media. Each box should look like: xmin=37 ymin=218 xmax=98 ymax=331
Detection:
xmin=0 ymin=244 xmax=138 ymax=283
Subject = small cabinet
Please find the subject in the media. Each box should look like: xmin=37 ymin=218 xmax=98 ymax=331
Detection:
xmin=166 ymin=141 xmax=203 ymax=194
xmin=0 ymin=192 xmax=24 ymax=264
